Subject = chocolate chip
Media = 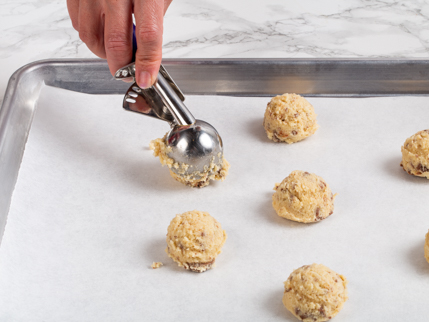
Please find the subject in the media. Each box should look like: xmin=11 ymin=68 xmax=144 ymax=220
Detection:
xmin=186 ymin=259 xmax=215 ymax=273
xmin=417 ymin=164 xmax=429 ymax=172
xmin=292 ymin=130 xmax=297 ymax=135
xmin=319 ymin=305 xmax=326 ymax=317
xmin=294 ymin=113 xmax=299 ymax=118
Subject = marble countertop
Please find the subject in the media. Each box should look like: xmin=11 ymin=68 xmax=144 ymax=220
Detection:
xmin=1 ymin=0 xmax=429 ymax=103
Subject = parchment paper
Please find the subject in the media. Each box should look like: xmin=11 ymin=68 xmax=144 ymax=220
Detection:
xmin=1 ymin=86 xmax=429 ymax=321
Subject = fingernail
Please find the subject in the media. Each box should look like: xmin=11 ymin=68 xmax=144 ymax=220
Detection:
xmin=121 ymin=77 xmax=134 ymax=83
xmin=138 ymin=71 xmax=152 ymax=89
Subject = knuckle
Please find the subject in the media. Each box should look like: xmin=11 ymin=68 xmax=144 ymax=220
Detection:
xmin=105 ymin=31 xmax=129 ymax=53
xmin=135 ymin=52 xmax=162 ymax=66
xmin=71 ymin=18 xmax=79 ymax=31
xmin=79 ymin=29 xmax=103 ymax=49
xmin=79 ymin=30 xmax=95 ymax=45
xmin=137 ymin=26 xmax=162 ymax=45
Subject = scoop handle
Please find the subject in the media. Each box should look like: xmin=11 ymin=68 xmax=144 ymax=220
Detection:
xmin=132 ymin=25 xmax=195 ymax=126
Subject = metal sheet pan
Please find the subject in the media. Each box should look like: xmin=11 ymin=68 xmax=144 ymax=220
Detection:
xmin=2 ymin=57 xmax=429 ymax=246
xmin=1 ymin=59 xmax=429 ymax=321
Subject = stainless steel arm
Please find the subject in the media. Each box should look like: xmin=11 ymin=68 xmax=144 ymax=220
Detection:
xmin=154 ymin=72 xmax=195 ymax=126
xmin=115 ymin=63 xmax=195 ymax=126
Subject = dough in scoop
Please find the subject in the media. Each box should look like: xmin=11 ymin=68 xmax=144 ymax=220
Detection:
xmin=150 ymin=136 xmax=229 ymax=188
xmin=400 ymin=130 xmax=429 ymax=179
xmin=263 ymin=93 xmax=318 ymax=143
xmin=166 ymin=210 xmax=227 ymax=273
xmin=272 ymin=170 xmax=336 ymax=223
xmin=283 ymin=264 xmax=348 ymax=322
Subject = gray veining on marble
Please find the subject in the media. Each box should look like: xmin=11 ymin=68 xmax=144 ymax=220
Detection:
xmin=1 ymin=0 xmax=429 ymax=100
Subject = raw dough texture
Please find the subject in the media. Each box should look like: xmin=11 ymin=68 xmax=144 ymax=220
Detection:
xmin=283 ymin=264 xmax=348 ymax=322
xmin=425 ymin=230 xmax=429 ymax=264
xmin=263 ymin=93 xmax=318 ymax=143
xmin=151 ymin=262 xmax=163 ymax=269
xmin=166 ymin=210 xmax=227 ymax=273
xmin=272 ymin=171 xmax=336 ymax=223
xmin=150 ymin=136 xmax=230 ymax=188
xmin=400 ymin=130 xmax=429 ymax=179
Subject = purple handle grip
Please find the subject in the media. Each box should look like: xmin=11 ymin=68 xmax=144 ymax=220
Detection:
xmin=132 ymin=24 xmax=137 ymax=62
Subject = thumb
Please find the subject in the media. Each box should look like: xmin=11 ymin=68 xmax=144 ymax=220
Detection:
xmin=134 ymin=0 xmax=164 ymax=89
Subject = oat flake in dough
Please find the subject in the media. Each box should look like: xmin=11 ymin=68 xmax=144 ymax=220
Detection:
xmin=272 ymin=170 xmax=336 ymax=223
xmin=166 ymin=210 xmax=227 ymax=273
xmin=400 ymin=130 xmax=429 ymax=179
xmin=263 ymin=93 xmax=318 ymax=143
xmin=283 ymin=264 xmax=348 ymax=322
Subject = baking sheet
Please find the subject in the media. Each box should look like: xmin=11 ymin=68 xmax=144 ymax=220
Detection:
xmin=1 ymin=85 xmax=429 ymax=321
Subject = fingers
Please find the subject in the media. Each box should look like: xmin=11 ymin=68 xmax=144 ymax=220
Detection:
xmin=134 ymin=0 xmax=164 ymax=88
xmin=66 ymin=0 xmax=80 ymax=31
xmin=78 ymin=0 xmax=106 ymax=59
xmin=164 ymin=0 xmax=173 ymax=14
xmin=104 ymin=1 xmax=133 ymax=76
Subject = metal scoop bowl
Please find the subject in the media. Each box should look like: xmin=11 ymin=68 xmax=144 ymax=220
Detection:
xmin=115 ymin=63 xmax=223 ymax=179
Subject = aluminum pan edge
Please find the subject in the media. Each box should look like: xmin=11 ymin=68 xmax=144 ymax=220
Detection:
xmin=1 ymin=57 xmax=429 ymax=246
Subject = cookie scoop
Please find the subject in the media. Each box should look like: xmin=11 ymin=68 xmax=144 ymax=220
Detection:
xmin=115 ymin=63 xmax=225 ymax=184
xmin=115 ymin=26 xmax=227 ymax=186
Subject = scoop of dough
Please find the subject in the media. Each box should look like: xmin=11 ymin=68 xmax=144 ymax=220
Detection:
xmin=425 ymin=230 xmax=429 ymax=264
xmin=283 ymin=264 xmax=348 ymax=322
xmin=166 ymin=210 xmax=227 ymax=273
xmin=263 ymin=93 xmax=318 ymax=143
xmin=400 ymin=130 xmax=429 ymax=179
xmin=272 ymin=170 xmax=336 ymax=223
xmin=150 ymin=136 xmax=230 ymax=188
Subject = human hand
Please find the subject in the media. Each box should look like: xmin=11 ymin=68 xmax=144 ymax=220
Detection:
xmin=67 ymin=0 xmax=173 ymax=88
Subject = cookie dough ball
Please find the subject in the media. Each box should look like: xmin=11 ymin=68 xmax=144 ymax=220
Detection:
xmin=150 ymin=137 xmax=230 ymax=188
xmin=400 ymin=130 xmax=429 ymax=179
xmin=263 ymin=93 xmax=318 ymax=143
xmin=166 ymin=210 xmax=227 ymax=273
xmin=272 ymin=171 xmax=336 ymax=223
xmin=425 ymin=230 xmax=429 ymax=264
xmin=283 ymin=264 xmax=348 ymax=322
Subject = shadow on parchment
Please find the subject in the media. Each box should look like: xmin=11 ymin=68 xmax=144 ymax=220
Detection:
xmin=121 ymin=151 xmax=190 ymax=192
xmin=34 ymin=98 xmax=191 ymax=192
xmin=264 ymin=288 xmax=295 ymax=321
xmin=382 ymin=156 xmax=429 ymax=185
xmin=407 ymin=241 xmax=429 ymax=276
xmin=143 ymin=237 xmax=183 ymax=273
xmin=245 ymin=117 xmax=270 ymax=143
